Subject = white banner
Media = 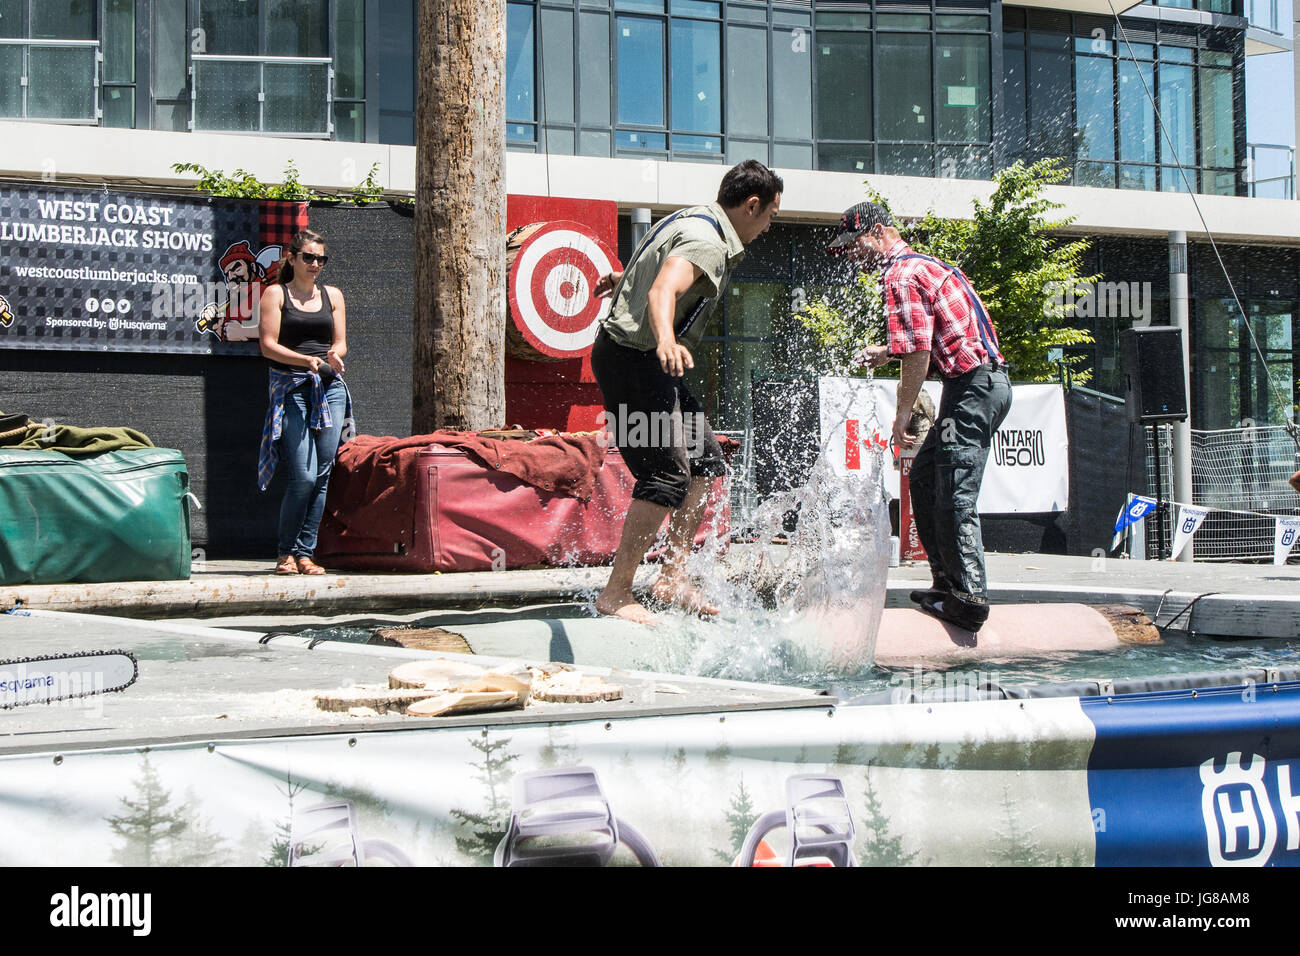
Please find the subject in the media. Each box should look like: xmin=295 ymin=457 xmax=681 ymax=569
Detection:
xmin=819 ymin=378 xmax=1070 ymax=514
xmin=1274 ymin=517 xmax=1300 ymax=566
xmin=0 ymin=703 xmax=1097 ymax=867
xmin=817 ymin=375 xmax=889 ymax=478
xmin=1170 ymin=505 xmax=1210 ymax=561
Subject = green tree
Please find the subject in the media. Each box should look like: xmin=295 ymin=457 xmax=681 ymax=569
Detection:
xmin=449 ymin=735 xmax=519 ymax=864
xmin=712 ymin=777 xmax=758 ymax=864
xmin=798 ymin=158 xmax=1097 ymax=383
xmin=264 ymin=769 xmax=312 ymax=867
xmin=159 ymin=787 xmax=233 ymax=867
xmin=992 ymin=786 xmax=1050 ymax=866
xmin=856 ymin=767 xmax=919 ymax=866
xmin=105 ymin=753 xmax=187 ymax=867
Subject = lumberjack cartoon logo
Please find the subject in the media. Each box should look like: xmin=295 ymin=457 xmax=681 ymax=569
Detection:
xmin=197 ymin=240 xmax=281 ymax=341
xmin=0 ymin=293 xmax=13 ymax=328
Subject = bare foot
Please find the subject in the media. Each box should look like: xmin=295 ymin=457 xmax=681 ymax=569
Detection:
xmin=649 ymin=577 xmax=720 ymax=617
xmin=595 ymin=591 xmax=658 ymax=626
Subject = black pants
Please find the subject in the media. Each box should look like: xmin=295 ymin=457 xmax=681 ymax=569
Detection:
xmin=590 ymin=329 xmax=726 ymax=509
xmin=908 ymin=364 xmax=1012 ymax=603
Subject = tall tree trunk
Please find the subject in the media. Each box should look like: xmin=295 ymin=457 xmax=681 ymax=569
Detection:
xmin=413 ymin=0 xmax=506 ymax=432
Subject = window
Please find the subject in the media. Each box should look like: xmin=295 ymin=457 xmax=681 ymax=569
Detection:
xmin=1004 ymin=12 xmax=1243 ymax=195
xmin=617 ymin=15 xmax=663 ymax=128
xmin=1158 ymin=59 xmax=1196 ymax=191
xmin=1075 ymin=53 xmax=1115 ymax=186
xmin=506 ymin=2 xmax=536 ymax=143
xmin=608 ymin=0 xmax=723 ymax=159
xmin=936 ymin=34 xmax=988 ymax=145
xmin=877 ymin=32 xmax=931 ymax=143
xmin=0 ymin=0 xmax=99 ymax=122
xmin=334 ymin=0 xmax=365 ymax=141
xmin=377 ymin=0 xmax=414 ymax=145
xmin=192 ymin=0 xmax=332 ymax=136
xmin=815 ymin=32 xmax=872 ymax=143
xmin=153 ymin=0 xmax=189 ymax=131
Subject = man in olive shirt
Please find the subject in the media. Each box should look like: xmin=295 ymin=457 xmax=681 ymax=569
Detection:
xmin=592 ymin=160 xmax=783 ymax=625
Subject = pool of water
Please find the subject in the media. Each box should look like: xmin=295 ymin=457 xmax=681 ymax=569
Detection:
xmin=281 ymin=604 xmax=1300 ymax=701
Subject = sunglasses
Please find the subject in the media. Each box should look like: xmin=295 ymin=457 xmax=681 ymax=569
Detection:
xmin=297 ymin=252 xmax=329 ymax=266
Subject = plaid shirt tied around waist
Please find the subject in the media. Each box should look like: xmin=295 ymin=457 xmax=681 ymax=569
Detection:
xmin=257 ymin=367 xmax=354 ymax=491
xmin=881 ymin=241 xmax=1004 ymax=379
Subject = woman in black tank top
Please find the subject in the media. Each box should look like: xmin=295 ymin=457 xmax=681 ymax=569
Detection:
xmin=258 ymin=229 xmax=351 ymax=576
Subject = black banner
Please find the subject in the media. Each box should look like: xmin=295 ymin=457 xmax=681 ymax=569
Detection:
xmin=0 ymin=184 xmax=307 ymax=355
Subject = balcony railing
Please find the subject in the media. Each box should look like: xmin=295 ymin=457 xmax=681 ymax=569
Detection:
xmin=0 ymin=39 xmax=100 ymax=124
xmin=1245 ymin=142 xmax=1297 ymax=200
xmin=191 ymin=55 xmax=333 ymax=138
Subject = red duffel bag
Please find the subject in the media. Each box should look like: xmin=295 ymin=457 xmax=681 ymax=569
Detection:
xmin=316 ymin=434 xmax=730 ymax=572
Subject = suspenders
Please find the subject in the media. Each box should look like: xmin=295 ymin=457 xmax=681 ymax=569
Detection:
xmin=612 ymin=209 xmax=727 ymax=340
xmin=895 ymin=253 xmax=1004 ymax=367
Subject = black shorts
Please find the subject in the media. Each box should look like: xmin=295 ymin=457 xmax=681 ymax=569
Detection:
xmin=590 ymin=328 xmax=726 ymax=509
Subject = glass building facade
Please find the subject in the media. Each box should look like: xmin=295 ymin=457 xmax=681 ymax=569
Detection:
xmin=0 ymin=0 xmax=1253 ymax=191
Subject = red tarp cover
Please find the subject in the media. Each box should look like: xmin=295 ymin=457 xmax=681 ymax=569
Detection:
xmin=317 ymin=432 xmax=730 ymax=572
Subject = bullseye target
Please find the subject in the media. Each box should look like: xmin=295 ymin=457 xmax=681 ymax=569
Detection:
xmin=507 ymin=220 xmax=621 ymax=360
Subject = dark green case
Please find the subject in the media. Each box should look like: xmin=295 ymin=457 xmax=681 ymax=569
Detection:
xmin=0 ymin=448 xmax=192 ymax=585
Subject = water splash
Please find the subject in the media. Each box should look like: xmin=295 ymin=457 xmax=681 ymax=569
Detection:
xmin=588 ymin=374 xmax=894 ymax=685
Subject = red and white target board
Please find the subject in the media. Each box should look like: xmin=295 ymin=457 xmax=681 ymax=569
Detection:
xmin=506 ymin=219 xmax=621 ymax=361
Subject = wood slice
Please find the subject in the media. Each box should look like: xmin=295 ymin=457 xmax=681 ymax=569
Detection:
xmin=1095 ymin=604 xmax=1162 ymax=645
xmin=405 ymin=690 xmax=521 ymax=717
xmin=389 ymin=659 xmax=487 ymax=690
xmin=314 ymin=688 xmax=444 ymax=714
xmin=371 ymin=627 xmax=473 ymax=654
xmin=455 ymin=673 xmax=532 ymax=706
xmin=532 ymin=675 xmax=623 ymax=703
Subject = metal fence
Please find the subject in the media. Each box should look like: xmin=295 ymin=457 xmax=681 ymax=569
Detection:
xmin=1143 ymin=424 xmax=1300 ymax=560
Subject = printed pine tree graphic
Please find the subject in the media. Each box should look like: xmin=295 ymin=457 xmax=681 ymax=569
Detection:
xmin=105 ymin=753 xmax=188 ymax=867
xmin=992 ymin=786 xmax=1050 ymax=866
xmin=324 ymin=779 xmax=393 ymax=833
xmin=265 ymin=769 xmax=312 ymax=867
xmin=856 ymin=766 xmax=919 ymax=866
xmin=537 ymin=727 xmax=582 ymax=769
xmin=159 ymin=787 xmax=233 ymax=866
xmin=712 ymin=776 xmax=757 ymax=864
xmin=449 ymin=735 xmax=519 ymax=864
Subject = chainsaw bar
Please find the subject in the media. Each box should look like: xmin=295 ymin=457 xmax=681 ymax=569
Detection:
xmin=0 ymin=650 xmax=139 ymax=709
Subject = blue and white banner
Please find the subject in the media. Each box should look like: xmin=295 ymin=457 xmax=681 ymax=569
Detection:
xmin=1085 ymin=682 xmax=1300 ymax=867
xmin=1112 ymin=495 xmax=1158 ymax=550
xmin=1170 ymin=504 xmax=1210 ymax=561
xmin=1275 ymin=517 xmax=1300 ymax=567
xmin=1 ymin=676 xmax=1298 ymax=866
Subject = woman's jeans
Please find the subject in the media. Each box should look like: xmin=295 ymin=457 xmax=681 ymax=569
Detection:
xmin=277 ymin=378 xmax=347 ymax=557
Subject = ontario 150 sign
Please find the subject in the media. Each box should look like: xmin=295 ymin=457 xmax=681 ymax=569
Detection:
xmin=0 ymin=184 xmax=307 ymax=355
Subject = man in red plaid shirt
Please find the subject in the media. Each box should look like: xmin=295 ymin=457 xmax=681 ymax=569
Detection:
xmin=829 ymin=202 xmax=1012 ymax=632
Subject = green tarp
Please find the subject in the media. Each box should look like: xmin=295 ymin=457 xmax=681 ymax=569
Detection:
xmin=0 ymin=412 xmax=154 ymax=457
xmin=0 ymin=448 xmax=191 ymax=586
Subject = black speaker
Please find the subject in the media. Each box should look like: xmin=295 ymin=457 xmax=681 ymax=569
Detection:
xmin=1121 ymin=326 xmax=1188 ymax=424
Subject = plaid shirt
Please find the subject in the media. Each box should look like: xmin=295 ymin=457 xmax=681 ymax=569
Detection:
xmin=880 ymin=240 xmax=1003 ymax=378
xmin=257 ymin=367 xmax=353 ymax=491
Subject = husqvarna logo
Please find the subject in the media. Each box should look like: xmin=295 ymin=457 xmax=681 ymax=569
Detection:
xmin=1181 ymin=515 xmax=1198 ymax=534
xmin=1199 ymin=753 xmax=1300 ymax=866
xmin=1283 ymin=527 xmax=1297 ymax=548
xmin=1129 ymin=501 xmax=1148 ymax=520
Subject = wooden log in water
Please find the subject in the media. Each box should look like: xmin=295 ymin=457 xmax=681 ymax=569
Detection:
xmin=873 ymin=602 xmax=1159 ymax=668
xmin=370 ymin=627 xmax=474 ymax=654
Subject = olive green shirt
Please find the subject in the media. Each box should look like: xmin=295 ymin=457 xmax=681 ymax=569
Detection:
xmin=600 ymin=202 xmax=746 ymax=352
